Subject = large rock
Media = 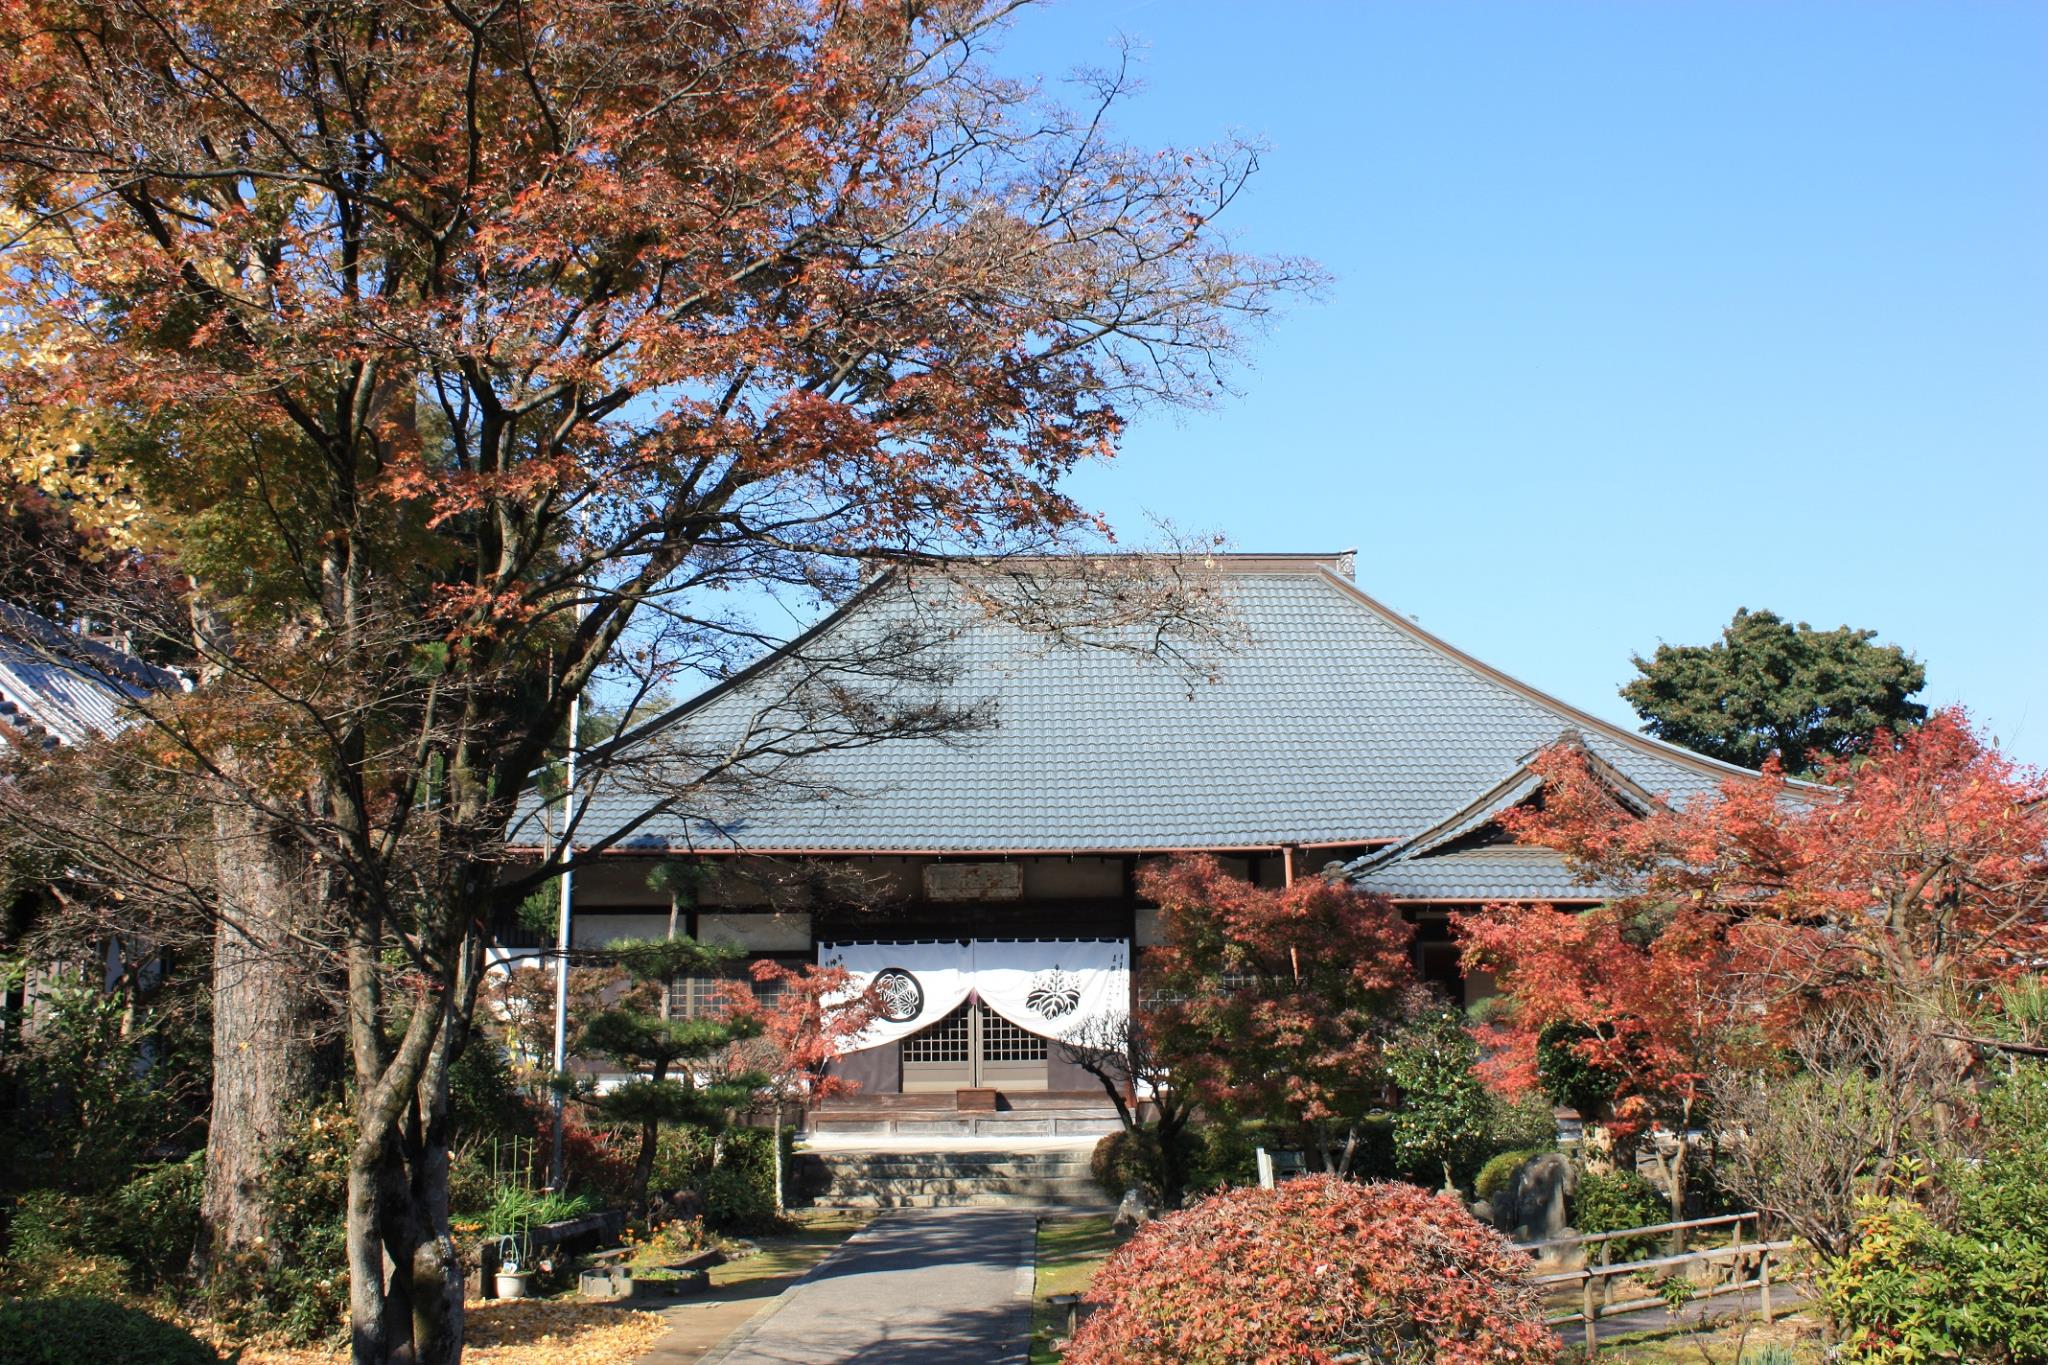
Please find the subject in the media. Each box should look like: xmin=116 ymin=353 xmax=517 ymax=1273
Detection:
xmin=1113 ymin=1185 xmax=1158 ymax=1234
xmin=1494 ymin=1152 xmax=1576 ymax=1242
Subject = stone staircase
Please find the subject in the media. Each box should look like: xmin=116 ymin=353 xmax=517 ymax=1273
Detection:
xmin=797 ymin=1148 xmax=1113 ymax=1210
xmin=807 ymin=1093 xmax=1123 ymax=1140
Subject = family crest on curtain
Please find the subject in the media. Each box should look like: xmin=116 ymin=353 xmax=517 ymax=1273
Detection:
xmin=820 ymin=939 xmax=1130 ymax=1052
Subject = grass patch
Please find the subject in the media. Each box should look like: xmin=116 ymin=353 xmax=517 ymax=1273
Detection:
xmin=1568 ymin=1311 xmax=1826 ymax=1362
xmin=1029 ymin=1214 xmax=1121 ymax=1365
xmin=709 ymin=1210 xmax=869 ymax=1291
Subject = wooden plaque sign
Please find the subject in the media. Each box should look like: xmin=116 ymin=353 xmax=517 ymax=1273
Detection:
xmin=922 ymin=862 xmax=1023 ymax=901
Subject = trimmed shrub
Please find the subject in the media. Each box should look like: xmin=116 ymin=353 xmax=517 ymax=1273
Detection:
xmin=695 ymin=1127 xmax=792 ymax=1231
xmin=1483 ymin=1090 xmax=1561 ymax=1155
xmin=1065 ymin=1176 xmax=1558 ymax=1365
xmin=1474 ymin=1148 xmax=1545 ymax=1204
xmin=1570 ymin=1168 xmax=1666 ymax=1261
xmin=0 ymin=1297 xmax=219 ymax=1365
xmin=698 ymin=1165 xmax=777 ymax=1232
xmin=1089 ymin=1126 xmax=1162 ymax=1201
xmin=648 ymin=1124 xmax=719 ymax=1194
xmin=1184 ymin=1121 xmax=1259 ymax=1193
xmin=110 ymin=1154 xmax=204 ymax=1289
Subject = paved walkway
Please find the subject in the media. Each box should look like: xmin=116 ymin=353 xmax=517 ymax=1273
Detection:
xmin=700 ymin=1209 xmax=1036 ymax=1365
xmin=1575 ymin=1286 xmax=1812 ymax=1342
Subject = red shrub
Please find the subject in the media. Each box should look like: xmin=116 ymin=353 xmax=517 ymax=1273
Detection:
xmin=1065 ymin=1176 xmax=1557 ymax=1365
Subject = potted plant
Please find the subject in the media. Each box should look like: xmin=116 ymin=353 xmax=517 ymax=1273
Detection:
xmin=494 ymin=1235 xmax=533 ymax=1300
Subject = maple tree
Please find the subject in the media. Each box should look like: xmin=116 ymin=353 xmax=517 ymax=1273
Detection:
xmin=1458 ymin=708 xmax=2048 ymax=1213
xmin=0 ymin=3 xmax=1308 ymax=1359
xmin=1136 ymin=855 xmax=1418 ymax=1174
xmin=719 ymin=959 xmax=876 ymax=1213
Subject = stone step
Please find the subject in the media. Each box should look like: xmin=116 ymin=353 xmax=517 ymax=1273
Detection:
xmin=816 ymin=1091 xmax=1108 ymax=1112
xmin=823 ymin=1174 xmax=1104 ymax=1198
xmin=808 ymin=1156 xmax=1095 ymax=1177
xmin=819 ymin=1189 xmax=1116 ymax=1210
xmin=808 ymin=1113 xmax=1121 ymax=1138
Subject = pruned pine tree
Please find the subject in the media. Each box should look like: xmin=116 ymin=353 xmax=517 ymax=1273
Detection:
xmin=580 ymin=939 xmax=763 ymax=1215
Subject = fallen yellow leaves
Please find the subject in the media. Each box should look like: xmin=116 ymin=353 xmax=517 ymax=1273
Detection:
xmin=228 ymin=1300 xmax=668 ymax=1365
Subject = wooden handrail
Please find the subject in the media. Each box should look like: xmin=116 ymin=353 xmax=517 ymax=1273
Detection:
xmin=1536 ymin=1229 xmax=1803 ymax=1354
xmin=1523 ymin=1210 xmax=1757 ymax=1253
xmin=1532 ymin=1238 xmax=1797 ymax=1285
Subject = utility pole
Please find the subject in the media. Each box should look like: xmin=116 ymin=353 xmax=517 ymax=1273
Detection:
xmin=547 ymin=682 xmax=581 ymax=1189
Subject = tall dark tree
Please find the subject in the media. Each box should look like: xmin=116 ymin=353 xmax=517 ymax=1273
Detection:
xmin=1622 ymin=608 xmax=1927 ymax=773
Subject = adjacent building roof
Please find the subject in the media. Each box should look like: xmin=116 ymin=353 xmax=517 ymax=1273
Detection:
xmin=532 ymin=554 xmax=1754 ymax=869
xmin=0 ymin=602 xmax=183 ymax=749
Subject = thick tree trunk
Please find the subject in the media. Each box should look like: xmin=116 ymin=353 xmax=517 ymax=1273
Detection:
xmin=197 ymin=799 xmax=326 ymax=1275
xmin=345 ymin=918 xmax=484 ymax=1365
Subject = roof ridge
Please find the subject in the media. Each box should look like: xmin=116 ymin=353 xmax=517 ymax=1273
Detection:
xmin=1301 ymin=567 xmax=1789 ymax=788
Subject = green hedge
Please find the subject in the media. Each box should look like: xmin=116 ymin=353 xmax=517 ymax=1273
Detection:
xmin=1569 ymin=1168 xmax=1667 ymax=1261
xmin=0 ymin=1298 xmax=219 ymax=1365
xmin=645 ymin=1124 xmax=791 ymax=1231
xmin=1473 ymin=1148 xmax=1546 ymax=1204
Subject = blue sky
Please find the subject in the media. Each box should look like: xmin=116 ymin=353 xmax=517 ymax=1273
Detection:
xmin=983 ymin=2 xmax=2047 ymax=765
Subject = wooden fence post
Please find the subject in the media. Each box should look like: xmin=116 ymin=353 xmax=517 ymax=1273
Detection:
xmin=1582 ymin=1272 xmax=1598 ymax=1355
xmin=1759 ymin=1247 xmax=1773 ymax=1323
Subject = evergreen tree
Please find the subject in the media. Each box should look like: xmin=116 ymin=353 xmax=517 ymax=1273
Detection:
xmin=1623 ymin=608 xmax=1926 ymax=773
xmin=1387 ymin=1007 xmax=1493 ymax=1193
xmin=580 ymin=939 xmax=763 ymax=1213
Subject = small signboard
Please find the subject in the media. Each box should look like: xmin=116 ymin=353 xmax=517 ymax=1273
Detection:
xmin=923 ymin=862 xmax=1024 ymax=901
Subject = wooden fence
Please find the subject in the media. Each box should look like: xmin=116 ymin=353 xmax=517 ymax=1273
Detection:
xmin=1527 ymin=1212 xmax=1800 ymax=1353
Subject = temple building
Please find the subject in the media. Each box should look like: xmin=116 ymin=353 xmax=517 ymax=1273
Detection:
xmin=507 ymin=553 xmax=1750 ymax=1101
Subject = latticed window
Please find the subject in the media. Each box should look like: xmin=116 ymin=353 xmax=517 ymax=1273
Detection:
xmin=665 ymin=963 xmax=790 ymax=1018
xmin=665 ymin=976 xmax=725 ymax=1019
xmin=1135 ymin=984 xmax=1177 ymax=1010
xmin=903 ymin=1003 xmax=969 ymax=1062
xmin=750 ymin=973 xmax=788 ymax=1013
xmin=979 ymin=1010 xmax=1048 ymax=1062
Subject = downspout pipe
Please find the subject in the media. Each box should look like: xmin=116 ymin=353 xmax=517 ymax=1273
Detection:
xmin=547 ymin=684 xmax=581 ymax=1190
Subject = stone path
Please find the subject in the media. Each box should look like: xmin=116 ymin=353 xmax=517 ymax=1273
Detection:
xmin=698 ymin=1209 xmax=1035 ymax=1365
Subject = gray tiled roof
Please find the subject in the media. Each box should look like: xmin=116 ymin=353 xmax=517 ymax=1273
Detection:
xmin=1350 ymin=845 xmax=1602 ymax=902
xmin=533 ymin=557 xmax=1750 ymax=860
xmin=1401 ymin=769 xmax=1545 ymax=860
xmin=0 ymin=603 xmax=181 ymax=749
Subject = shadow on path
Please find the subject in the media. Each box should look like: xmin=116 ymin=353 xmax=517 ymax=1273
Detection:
xmin=706 ymin=1209 xmax=1034 ymax=1365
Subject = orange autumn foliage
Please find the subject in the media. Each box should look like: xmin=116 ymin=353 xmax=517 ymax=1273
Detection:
xmin=1458 ymin=709 xmax=2048 ymax=1125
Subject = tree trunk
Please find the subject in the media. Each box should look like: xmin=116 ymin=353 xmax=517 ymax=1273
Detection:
xmin=406 ymin=986 xmax=471 ymax=1365
xmin=197 ymin=798 xmax=326 ymax=1275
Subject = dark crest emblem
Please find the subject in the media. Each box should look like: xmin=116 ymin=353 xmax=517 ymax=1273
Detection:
xmin=871 ymin=968 xmax=924 ymax=1023
xmin=1025 ymin=969 xmax=1082 ymax=1019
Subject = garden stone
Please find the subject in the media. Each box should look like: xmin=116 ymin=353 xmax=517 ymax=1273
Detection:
xmin=1497 ymin=1152 xmax=1576 ymax=1241
xmin=1469 ymin=1199 xmax=1493 ymax=1225
xmin=1113 ymin=1185 xmax=1158 ymax=1233
xmin=649 ymin=1187 xmax=706 ymax=1225
xmin=579 ymin=1266 xmax=633 ymax=1300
